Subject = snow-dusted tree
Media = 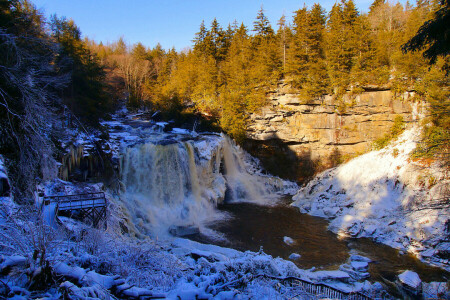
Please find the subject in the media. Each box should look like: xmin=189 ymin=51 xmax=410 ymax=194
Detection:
xmin=0 ymin=0 xmax=69 ymax=201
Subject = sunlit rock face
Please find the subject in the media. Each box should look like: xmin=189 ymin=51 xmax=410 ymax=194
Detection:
xmin=119 ymin=133 xmax=295 ymax=237
xmin=246 ymin=83 xmax=427 ymax=181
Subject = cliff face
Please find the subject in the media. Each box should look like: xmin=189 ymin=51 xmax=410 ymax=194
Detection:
xmin=244 ymin=82 xmax=426 ymax=182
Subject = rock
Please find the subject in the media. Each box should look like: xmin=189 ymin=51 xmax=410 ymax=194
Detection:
xmin=246 ymin=88 xmax=418 ymax=175
xmin=312 ymin=270 xmax=351 ymax=283
xmin=350 ymin=261 xmax=369 ymax=272
xmin=283 ymin=236 xmax=295 ymax=246
xmin=339 ymin=264 xmax=370 ymax=281
xmin=398 ymin=270 xmax=421 ymax=290
xmin=420 ymin=248 xmax=436 ymax=258
xmin=350 ymin=255 xmax=372 ymax=263
xmin=169 ymin=225 xmax=200 ymax=237
xmin=277 ymin=94 xmax=301 ymax=106
xmin=323 ymin=207 xmax=340 ymax=217
xmin=348 ymin=222 xmax=362 ymax=236
xmin=422 ymin=282 xmax=449 ymax=299
xmin=289 ymin=253 xmax=301 ymax=260
xmin=271 ymin=116 xmax=284 ymax=122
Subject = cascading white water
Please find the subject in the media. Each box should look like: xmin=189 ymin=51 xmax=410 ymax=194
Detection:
xmin=119 ymin=134 xmax=292 ymax=237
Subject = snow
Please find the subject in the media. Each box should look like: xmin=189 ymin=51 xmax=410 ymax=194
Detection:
xmin=0 ymin=256 xmax=27 ymax=270
xmin=398 ymin=270 xmax=421 ymax=289
xmin=288 ymin=253 xmax=301 ymax=260
xmin=2 ymin=109 xmax=444 ymax=299
xmin=171 ymin=128 xmax=191 ymax=134
xmin=292 ymin=126 xmax=450 ymax=269
xmin=350 ymin=261 xmax=368 ymax=271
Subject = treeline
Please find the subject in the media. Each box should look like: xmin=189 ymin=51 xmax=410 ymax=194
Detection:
xmin=88 ymin=0 xmax=448 ymax=143
xmin=0 ymin=0 xmax=111 ymax=199
xmin=0 ymin=0 xmax=448 ymax=198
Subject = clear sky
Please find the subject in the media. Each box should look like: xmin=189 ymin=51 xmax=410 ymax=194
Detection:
xmin=32 ymin=0 xmax=405 ymax=51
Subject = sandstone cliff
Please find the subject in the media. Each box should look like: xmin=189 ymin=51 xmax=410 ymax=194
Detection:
xmin=245 ymin=82 xmax=427 ymax=182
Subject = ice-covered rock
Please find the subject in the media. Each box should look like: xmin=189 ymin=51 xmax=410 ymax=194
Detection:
xmin=398 ymin=270 xmax=422 ymax=290
xmin=422 ymin=282 xmax=449 ymax=299
xmin=283 ymin=236 xmax=295 ymax=246
xmin=350 ymin=261 xmax=369 ymax=272
xmin=350 ymin=254 xmax=372 ymax=263
xmin=288 ymin=253 xmax=301 ymax=260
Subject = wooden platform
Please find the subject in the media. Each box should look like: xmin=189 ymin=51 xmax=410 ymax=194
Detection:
xmin=43 ymin=192 xmax=107 ymax=227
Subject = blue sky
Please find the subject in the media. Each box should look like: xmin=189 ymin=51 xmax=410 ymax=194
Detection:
xmin=33 ymin=0 xmax=404 ymax=51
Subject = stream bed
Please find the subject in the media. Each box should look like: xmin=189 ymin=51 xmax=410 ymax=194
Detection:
xmin=188 ymin=198 xmax=449 ymax=286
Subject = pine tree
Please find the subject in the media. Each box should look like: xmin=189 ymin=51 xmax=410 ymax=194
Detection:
xmin=287 ymin=6 xmax=308 ymax=86
xmin=131 ymin=42 xmax=148 ymax=60
xmin=402 ymin=0 xmax=450 ymax=64
xmin=114 ymin=37 xmax=127 ymax=55
xmin=50 ymin=15 xmax=110 ymax=120
xmin=303 ymin=4 xmax=329 ymax=98
xmin=253 ymin=7 xmax=275 ymax=41
xmin=326 ymin=0 xmax=359 ymax=94
xmin=193 ymin=20 xmax=208 ymax=52
xmin=220 ymin=23 xmax=258 ymax=141
xmin=276 ymin=14 xmax=290 ymax=74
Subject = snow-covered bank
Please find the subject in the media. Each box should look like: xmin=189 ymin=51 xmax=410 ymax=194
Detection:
xmin=1 ymin=184 xmax=392 ymax=299
xmin=292 ymin=126 xmax=449 ymax=270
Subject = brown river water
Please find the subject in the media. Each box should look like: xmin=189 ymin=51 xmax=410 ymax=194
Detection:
xmin=188 ymin=199 xmax=449 ymax=287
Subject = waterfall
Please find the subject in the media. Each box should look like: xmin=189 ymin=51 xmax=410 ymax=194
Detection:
xmin=119 ymin=134 xmax=291 ymax=237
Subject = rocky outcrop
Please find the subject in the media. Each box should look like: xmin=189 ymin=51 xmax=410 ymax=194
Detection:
xmin=245 ymin=82 xmax=426 ymax=182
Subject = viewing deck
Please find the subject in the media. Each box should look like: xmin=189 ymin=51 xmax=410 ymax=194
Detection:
xmin=43 ymin=192 xmax=107 ymax=227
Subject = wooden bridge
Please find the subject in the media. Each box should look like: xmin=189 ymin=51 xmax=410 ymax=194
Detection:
xmin=254 ymin=274 xmax=375 ymax=299
xmin=43 ymin=192 xmax=107 ymax=227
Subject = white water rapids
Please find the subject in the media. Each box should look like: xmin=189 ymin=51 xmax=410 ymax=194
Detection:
xmin=119 ymin=134 xmax=295 ymax=237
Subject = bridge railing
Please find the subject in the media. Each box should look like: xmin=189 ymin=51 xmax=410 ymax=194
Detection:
xmin=43 ymin=192 xmax=107 ymax=227
xmin=255 ymin=274 xmax=375 ymax=300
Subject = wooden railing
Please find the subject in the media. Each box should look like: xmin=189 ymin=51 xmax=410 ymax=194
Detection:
xmin=43 ymin=192 xmax=107 ymax=227
xmin=254 ymin=274 xmax=374 ymax=300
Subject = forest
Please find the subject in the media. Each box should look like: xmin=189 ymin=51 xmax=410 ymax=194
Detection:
xmin=0 ymin=0 xmax=448 ymax=199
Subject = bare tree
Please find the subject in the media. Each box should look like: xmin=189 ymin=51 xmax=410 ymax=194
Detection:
xmin=0 ymin=29 xmax=70 ymax=201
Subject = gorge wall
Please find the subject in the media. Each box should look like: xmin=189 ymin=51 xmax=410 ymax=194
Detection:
xmin=244 ymin=82 xmax=425 ymax=182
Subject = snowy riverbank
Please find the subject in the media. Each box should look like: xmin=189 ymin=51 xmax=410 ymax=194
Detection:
xmin=292 ymin=126 xmax=449 ymax=271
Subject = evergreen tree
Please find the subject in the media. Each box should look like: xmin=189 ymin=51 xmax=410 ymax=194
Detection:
xmin=193 ymin=20 xmax=208 ymax=52
xmin=114 ymin=37 xmax=127 ymax=55
xmin=303 ymin=4 xmax=329 ymax=98
xmin=208 ymin=18 xmax=226 ymax=61
xmin=287 ymin=6 xmax=308 ymax=84
xmin=50 ymin=15 xmax=110 ymax=121
xmin=326 ymin=0 xmax=359 ymax=95
xmin=276 ymin=14 xmax=290 ymax=74
xmin=131 ymin=42 xmax=148 ymax=60
xmin=253 ymin=7 xmax=275 ymax=40
xmin=402 ymin=0 xmax=450 ymax=64
xmin=220 ymin=23 xmax=259 ymax=141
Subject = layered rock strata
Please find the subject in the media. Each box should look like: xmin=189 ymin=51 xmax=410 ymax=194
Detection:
xmin=246 ymin=83 xmax=425 ymax=181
